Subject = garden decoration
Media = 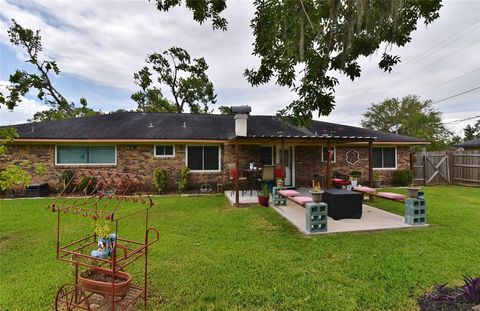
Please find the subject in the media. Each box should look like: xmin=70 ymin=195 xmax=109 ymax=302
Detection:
xmin=346 ymin=149 xmax=360 ymax=166
xmin=49 ymin=169 xmax=159 ymax=311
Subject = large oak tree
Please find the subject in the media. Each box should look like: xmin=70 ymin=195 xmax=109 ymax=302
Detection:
xmin=153 ymin=0 xmax=442 ymax=125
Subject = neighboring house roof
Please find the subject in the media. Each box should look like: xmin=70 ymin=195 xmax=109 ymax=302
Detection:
xmin=3 ymin=112 xmax=429 ymax=144
xmin=453 ymin=138 xmax=480 ymax=148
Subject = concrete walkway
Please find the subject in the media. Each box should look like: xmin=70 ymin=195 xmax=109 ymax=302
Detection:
xmin=272 ymin=200 xmax=427 ymax=235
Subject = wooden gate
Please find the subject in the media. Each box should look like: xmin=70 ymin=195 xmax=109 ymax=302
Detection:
xmin=412 ymin=152 xmax=450 ymax=185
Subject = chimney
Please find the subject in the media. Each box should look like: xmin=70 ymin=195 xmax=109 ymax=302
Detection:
xmin=231 ymin=106 xmax=251 ymax=137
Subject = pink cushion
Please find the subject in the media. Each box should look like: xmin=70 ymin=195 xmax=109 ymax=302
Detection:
xmin=377 ymin=192 xmax=405 ymax=201
xmin=291 ymin=196 xmax=314 ymax=206
xmin=353 ymin=186 xmax=376 ymax=193
xmin=278 ymin=190 xmax=300 ymax=197
xmin=332 ymin=178 xmax=350 ymax=185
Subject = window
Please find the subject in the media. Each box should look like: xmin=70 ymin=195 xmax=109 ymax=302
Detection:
xmin=260 ymin=146 xmax=273 ymax=165
xmin=187 ymin=146 xmax=220 ymax=171
xmin=56 ymin=146 xmax=116 ymax=165
xmin=373 ymin=147 xmax=396 ymax=169
xmin=154 ymin=145 xmax=175 ymax=157
xmin=321 ymin=146 xmax=336 ymax=162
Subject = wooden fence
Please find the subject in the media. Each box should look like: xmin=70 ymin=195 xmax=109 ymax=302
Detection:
xmin=412 ymin=152 xmax=480 ymax=187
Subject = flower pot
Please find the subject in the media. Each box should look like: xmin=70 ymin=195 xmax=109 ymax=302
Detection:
xmin=79 ymin=267 xmax=132 ymax=297
xmin=407 ymin=187 xmax=420 ymax=199
xmin=258 ymin=195 xmax=270 ymax=207
xmin=372 ymin=180 xmax=381 ymax=188
xmin=350 ymin=179 xmax=358 ymax=187
xmin=309 ymin=191 xmax=324 ymax=203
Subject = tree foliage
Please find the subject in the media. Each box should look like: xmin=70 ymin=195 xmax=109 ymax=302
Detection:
xmin=218 ymin=105 xmax=232 ymax=115
xmin=0 ymin=20 xmax=98 ymax=122
xmin=132 ymin=47 xmax=217 ymax=114
xmin=153 ymin=0 xmax=442 ymax=125
xmin=463 ymin=120 xmax=480 ymax=141
xmin=361 ymin=95 xmax=456 ymax=150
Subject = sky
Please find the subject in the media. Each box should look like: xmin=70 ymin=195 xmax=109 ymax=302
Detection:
xmin=0 ymin=0 xmax=479 ymax=137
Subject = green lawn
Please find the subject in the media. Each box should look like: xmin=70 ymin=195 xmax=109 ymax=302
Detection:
xmin=1 ymin=185 xmax=479 ymax=310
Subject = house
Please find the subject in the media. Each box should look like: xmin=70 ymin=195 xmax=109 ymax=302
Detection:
xmin=0 ymin=106 xmax=429 ymax=194
xmin=453 ymin=138 xmax=480 ymax=153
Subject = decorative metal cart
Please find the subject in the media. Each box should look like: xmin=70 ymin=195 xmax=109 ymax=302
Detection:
xmin=50 ymin=169 xmax=159 ymax=311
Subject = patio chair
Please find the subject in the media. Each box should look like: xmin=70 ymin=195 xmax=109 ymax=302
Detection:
xmin=227 ymin=163 xmax=247 ymax=196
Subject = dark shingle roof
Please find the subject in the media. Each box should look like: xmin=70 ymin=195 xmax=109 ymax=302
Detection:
xmin=454 ymin=138 xmax=480 ymax=148
xmin=5 ymin=112 xmax=428 ymax=143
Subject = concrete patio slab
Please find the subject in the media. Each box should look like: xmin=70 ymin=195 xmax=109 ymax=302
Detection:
xmin=272 ymin=200 xmax=428 ymax=235
xmin=224 ymin=190 xmax=266 ymax=205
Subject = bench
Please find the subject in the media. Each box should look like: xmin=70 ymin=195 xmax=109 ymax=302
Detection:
xmin=352 ymin=186 xmax=405 ymax=203
xmin=290 ymin=196 xmax=314 ymax=206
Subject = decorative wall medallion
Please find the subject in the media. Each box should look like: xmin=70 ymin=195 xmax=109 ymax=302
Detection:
xmin=346 ymin=149 xmax=360 ymax=166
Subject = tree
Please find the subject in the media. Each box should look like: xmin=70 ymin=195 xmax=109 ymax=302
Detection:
xmin=0 ymin=20 xmax=98 ymax=122
xmin=361 ymin=95 xmax=456 ymax=150
xmin=463 ymin=119 xmax=480 ymax=141
xmin=218 ymin=106 xmax=232 ymax=115
xmin=153 ymin=0 xmax=442 ymax=125
xmin=132 ymin=47 xmax=217 ymax=113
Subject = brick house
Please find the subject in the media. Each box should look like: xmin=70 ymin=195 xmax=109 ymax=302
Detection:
xmin=453 ymin=138 xmax=480 ymax=153
xmin=0 ymin=106 xmax=429 ymax=192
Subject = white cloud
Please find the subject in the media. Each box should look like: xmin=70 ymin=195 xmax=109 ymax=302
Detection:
xmin=0 ymin=0 xmax=479 ymax=136
xmin=0 ymin=81 xmax=49 ymax=124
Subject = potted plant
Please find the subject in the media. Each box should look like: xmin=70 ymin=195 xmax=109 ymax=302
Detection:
xmin=257 ymin=183 xmax=270 ymax=207
xmin=407 ymin=183 xmax=421 ymax=199
xmin=349 ymin=171 xmax=362 ymax=187
xmin=372 ymin=172 xmax=382 ymax=188
xmin=276 ymin=178 xmax=284 ymax=187
xmin=309 ymin=180 xmax=324 ymax=203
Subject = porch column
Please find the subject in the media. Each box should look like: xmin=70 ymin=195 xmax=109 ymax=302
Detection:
xmin=368 ymin=140 xmax=373 ymax=187
xmin=326 ymin=141 xmax=332 ymax=188
xmin=280 ymin=139 xmax=285 ymax=178
xmin=235 ymin=139 xmax=240 ymax=206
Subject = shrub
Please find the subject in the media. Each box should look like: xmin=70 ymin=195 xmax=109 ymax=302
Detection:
xmin=393 ymin=170 xmax=413 ymax=186
xmin=59 ymin=170 xmax=74 ymax=190
xmin=350 ymin=171 xmax=362 ymax=179
xmin=178 ymin=167 xmax=190 ymax=193
xmin=0 ymin=165 xmax=31 ymax=191
xmin=152 ymin=168 xmax=167 ymax=193
xmin=78 ymin=176 xmax=96 ymax=193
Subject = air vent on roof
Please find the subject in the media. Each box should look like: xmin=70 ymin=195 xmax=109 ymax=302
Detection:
xmin=148 ymin=122 xmax=154 ymax=128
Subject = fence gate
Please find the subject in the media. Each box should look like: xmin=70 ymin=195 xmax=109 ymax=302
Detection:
xmin=412 ymin=153 xmax=450 ymax=185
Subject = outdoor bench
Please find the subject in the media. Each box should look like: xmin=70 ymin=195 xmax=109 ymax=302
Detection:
xmin=353 ymin=186 xmax=405 ymax=203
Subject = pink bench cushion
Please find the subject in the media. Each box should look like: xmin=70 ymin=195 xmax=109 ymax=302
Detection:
xmin=353 ymin=186 xmax=376 ymax=193
xmin=291 ymin=196 xmax=314 ymax=206
xmin=332 ymin=178 xmax=350 ymax=185
xmin=377 ymin=192 xmax=405 ymax=201
xmin=278 ymin=190 xmax=300 ymax=197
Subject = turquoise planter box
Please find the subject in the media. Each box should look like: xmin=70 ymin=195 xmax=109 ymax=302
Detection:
xmin=272 ymin=187 xmax=287 ymax=206
xmin=305 ymin=202 xmax=328 ymax=233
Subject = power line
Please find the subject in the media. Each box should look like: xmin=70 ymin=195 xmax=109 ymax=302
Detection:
xmin=342 ymin=19 xmax=480 ymax=100
xmin=445 ymin=115 xmax=480 ymax=124
xmin=432 ymin=86 xmax=480 ymax=105
xmin=418 ymin=68 xmax=480 ymax=95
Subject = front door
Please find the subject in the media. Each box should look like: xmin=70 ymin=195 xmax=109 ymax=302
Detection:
xmin=277 ymin=146 xmax=293 ymax=186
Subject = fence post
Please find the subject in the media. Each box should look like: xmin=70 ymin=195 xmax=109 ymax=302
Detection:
xmin=422 ymin=154 xmax=427 ymax=186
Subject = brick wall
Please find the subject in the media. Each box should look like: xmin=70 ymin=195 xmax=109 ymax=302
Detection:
xmin=1 ymin=143 xmax=412 ymax=191
xmin=294 ymin=145 xmax=411 ymax=187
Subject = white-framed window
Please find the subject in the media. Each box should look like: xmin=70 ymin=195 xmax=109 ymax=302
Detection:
xmin=55 ymin=145 xmax=116 ymax=165
xmin=321 ymin=146 xmax=336 ymax=163
xmin=186 ymin=145 xmax=221 ymax=172
xmin=154 ymin=145 xmax=175 ymax=158
xmin=373 ymin=147 xmax=397 ymax=169
xmin=260 ymin=146 xmax=273 ymax=165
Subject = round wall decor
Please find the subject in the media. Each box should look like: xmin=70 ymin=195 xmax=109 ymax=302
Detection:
xmin=346 ymin=149 xmax=360 ymax=166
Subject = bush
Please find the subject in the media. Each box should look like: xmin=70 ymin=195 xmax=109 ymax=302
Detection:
xmin=152 ymin=168 xmax=167 ymax=193
xmin=393 ymin=170 xmax=413 ymax=186
xmin=59 ymin=170 xmax=74 ymax=190
xmin=178 ymin=167 xmax=190 ymax=193
xmin=78 ymin=176 xmax=96 ymax=193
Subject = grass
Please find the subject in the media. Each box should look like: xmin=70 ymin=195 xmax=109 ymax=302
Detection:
xmin=0 ymin=185 xmax=479 ymax=310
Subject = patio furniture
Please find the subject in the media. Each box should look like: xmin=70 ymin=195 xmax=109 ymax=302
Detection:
xmin=291 ymin=196 xmax=314 ymax=206
xmin=353 ymin=186 xmax=405 ymax=203
xmin=272 ymin=188 xmax=299 ymax=205
xmin=305 ymin=202 xmax=328 ymax=233
xmin=321 ymin=188 xmax=363 ymax=220
xmin=227 ymin=163 xmax=247 ymax=196
xmin=332 ymin=171 xmax=351 ymax=189
xmin=243 ymin=168 xmax=262 ymax=195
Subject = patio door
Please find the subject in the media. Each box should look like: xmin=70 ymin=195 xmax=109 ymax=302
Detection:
xmin=277 ymin=146 xmax=294 ymax=186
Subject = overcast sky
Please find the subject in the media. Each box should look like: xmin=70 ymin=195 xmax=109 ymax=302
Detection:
xmin=0 ymin=0 xmax=479 ymax=136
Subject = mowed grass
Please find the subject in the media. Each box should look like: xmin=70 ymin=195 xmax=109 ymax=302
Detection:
xmin=0 ymin=185 xmax=479 ymax=310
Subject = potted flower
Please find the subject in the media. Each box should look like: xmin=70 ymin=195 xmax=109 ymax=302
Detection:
xmin=309 ymin=180 xmax=324 ymax=203
xmin=257 ymin=183 xmax=270 ymax=207
xmin=349 ymin=171 xmax=362 ymax=187
xmin=372 ymin=172 xmax=382 ymax=188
